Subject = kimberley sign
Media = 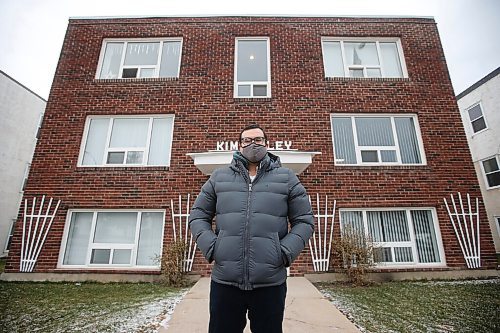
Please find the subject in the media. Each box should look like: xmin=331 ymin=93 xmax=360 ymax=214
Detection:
xmin=216 ymin=140 xmax=293 ymax=151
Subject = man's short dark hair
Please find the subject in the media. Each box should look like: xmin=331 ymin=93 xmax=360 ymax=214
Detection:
xmin=239 ymin=124 xmax=267 ymax=141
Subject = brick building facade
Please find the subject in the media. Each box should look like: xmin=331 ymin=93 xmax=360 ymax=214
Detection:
xmin=4 ymin=16 xmax=497 ymax=280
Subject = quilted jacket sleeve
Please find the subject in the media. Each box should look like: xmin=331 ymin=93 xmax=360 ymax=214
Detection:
xmin=280 ymin=169 xmax=314 ymax=267
xmin=189 ymin=172 xmax=218 ymax=263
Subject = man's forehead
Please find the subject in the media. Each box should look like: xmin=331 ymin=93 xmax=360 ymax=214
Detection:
xmin=241 ymin=128 xmax=264 ymax=137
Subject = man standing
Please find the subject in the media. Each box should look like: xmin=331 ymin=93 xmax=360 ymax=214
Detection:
xmin=189 ymin=124 xmax=314 ymax=333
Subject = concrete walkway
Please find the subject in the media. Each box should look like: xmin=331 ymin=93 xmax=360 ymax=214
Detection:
xmin=161 ymin=277 xmax=360 ymax=332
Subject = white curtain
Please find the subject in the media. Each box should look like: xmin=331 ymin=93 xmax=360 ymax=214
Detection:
xmin=380 ymin=42 xmax=403 ymax=77
xmin=237 ymin=40 xmax=268 ymax=82
xmin=109 ymin=118 xmax=149 ymax=148
xmin=160 ymin=41 xmax=182 ymax=77
xmin=63 ymin=212 xmax=93 ymax=265
xmin=323 ymin=41 xmax=344 ymax=77
xmin=136 ymin=212 xmax=163 ymax=266
xmin=83 ymin=118 xmax=109 ymax=165
xmin=148 ymin=117 xmax=173 ymax=165
xmin=93 ymin=212 xmax=137 ymax=244
xmin=124 ymin=42 xmax=159 ymax=66
xmin=100 ymin=43 xmax=123 ymax=79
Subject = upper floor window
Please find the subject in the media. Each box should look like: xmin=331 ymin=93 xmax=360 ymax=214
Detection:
xmin=466 ymin=103 xmax=487 ymax=134
xmin=78 ymin=115 xmax=174 ymax=167
xmin=322 ymin=38 xmax=407 ymax=78
xmin=481 ymin=156 xmax=500 ymax=189
xmin=96 ymin=38 xmax=182 ymax=79
xmin=235 ymin=37 xmax=271 ymax=98
xmin=331 ymin=114 xmax=425 ymax=166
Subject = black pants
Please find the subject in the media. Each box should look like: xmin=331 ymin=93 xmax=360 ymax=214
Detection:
xmin=209 ymin=280 xmax=287 ymax=333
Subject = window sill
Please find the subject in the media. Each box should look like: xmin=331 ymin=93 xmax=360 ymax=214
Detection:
xmin=325 ymin=77 xmax=410 ymax=82
xmin=333 ymin=164 xmax=428 ymax=170
xmin=75 ymin=166 xmax=170 ymax=172
xmin=232 ymin=97 xmax=272 ymax=102
xmin=93 ymin=77 xmax=179 ymax=84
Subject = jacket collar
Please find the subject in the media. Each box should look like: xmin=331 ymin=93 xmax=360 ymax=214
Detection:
xmin=230 ymin=151 xmax=282 ymax=173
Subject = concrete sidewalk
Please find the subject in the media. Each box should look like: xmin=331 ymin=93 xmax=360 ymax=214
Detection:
xmin=161 ymin=277 xmax=360 ymax=332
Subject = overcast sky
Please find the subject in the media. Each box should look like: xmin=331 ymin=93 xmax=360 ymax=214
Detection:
xmin=1 ymin=0 xmax=499 ymax=100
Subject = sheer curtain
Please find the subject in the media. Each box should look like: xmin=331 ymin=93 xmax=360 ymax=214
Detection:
xmin=380 ymin=42 xmax=403 ymax=77
xmin=148 ymin=118 xmax=173 ymax=165
xmin=109 ymin=118 xmax=149 ymax=148
xmin=322 ymin=41 xmax=344 ymax=77
xmin=100 ymin=43 xmax=124 ymax=79
xmin=63 ymin=212 xmax=93 ymax=265
xmin=83 ymin=118 xmax=109 ymax=165
xmin=93 ymin=212 xmax=137 ymax=244
xmin=124 ymin=42 xmax=159 ymax=66
xmin=136 ymin=212 xmax=163 ymax=266
xmin=160 ymin=41 xmax=181 ymax=77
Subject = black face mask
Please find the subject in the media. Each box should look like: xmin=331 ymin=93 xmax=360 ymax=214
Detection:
xmin=241 ymin=143 xmax=267 ymax=163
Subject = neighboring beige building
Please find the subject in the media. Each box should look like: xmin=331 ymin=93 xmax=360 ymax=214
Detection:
xmin=457 ymin=67 xmax=500 ymax=256
xmin=0 ymin=70 xmax=46 ymax=257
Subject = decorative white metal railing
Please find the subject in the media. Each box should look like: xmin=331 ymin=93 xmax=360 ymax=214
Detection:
xmin=20 ymin=195 xmax=61 ymax=272
xmin=308 ymin=194 xmax=337 ymax=272
xmin=443 ymin=192 xmax=481 ymax=269
xmin=170 ymin=194 xmax=197 ymax=272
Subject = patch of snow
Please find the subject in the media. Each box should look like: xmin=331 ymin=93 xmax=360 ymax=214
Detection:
xmin=413 ymin=278 xmax=499 ymax=286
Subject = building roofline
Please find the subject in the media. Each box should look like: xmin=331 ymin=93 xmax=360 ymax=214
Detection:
xmin=69 ymin=14 xmax=435 ymax=20
xmin=456 ymin=67 xmax=500 ymax=100
xmin=0 ymin=70 xmax=47 ymax=102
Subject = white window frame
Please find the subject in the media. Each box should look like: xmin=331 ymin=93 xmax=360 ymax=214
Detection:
xmin=495 ymin=216 xmax=500 ymax=239
xmin=77 ymin=114 xmax=175 ymax=167
xmin=339 ymin=207 xmax=446 ymax=268
xmin=4 ymin=219 xmax=16 ymax=253
xmin=20 ymin=162 xmax=31 ymax=192
xmin=321 ymin=37 xmax=409 ymax=79
xmin=57 ymin=209 xmax=165 ymax=270
xmin=480 ymin=155 xmax=500 ymax=190
xmin=234 ymin=37 xmax=271 ymax=98
xmin=330 ymin=113 xmax=427 ymax=166
xmin=95 ymin=38 xmax=183 ymax=79
xmin=465 ymin=102 xmax=488 ymax=135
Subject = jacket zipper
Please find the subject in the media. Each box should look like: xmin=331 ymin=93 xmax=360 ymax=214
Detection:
xmin=243 ymin=182 xmax=252 ymax=290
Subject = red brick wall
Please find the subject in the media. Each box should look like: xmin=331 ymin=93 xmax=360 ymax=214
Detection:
xmin=6 ymin=16 xmax=497 ymax=276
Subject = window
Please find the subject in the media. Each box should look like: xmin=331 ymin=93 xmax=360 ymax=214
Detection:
xmin=481 ymin=156 xmax=500 ymax=188
xmin=79 ymin=115 xmax=174 ymax=167
xmin=20 ymin=163 xmax=30 ymax=191
xmin=340 ymin=209 xmax=443 ymax=266
xmin=331 ymin=114 xmax=425 ymax=165
xmin=4 ymin=219 xmax=16 ymax=252
xmin=60 ymin=210 xmax=164 ymax=268
xmin=466 ymin=103 xmax=487 ymax=133
xmin=235 ymin=37 xmax=271 ymax=98
xmin=96 ymin=39 xmax=182 ymax=79
xmin=322 ymin=38 xmax=407 ymax=78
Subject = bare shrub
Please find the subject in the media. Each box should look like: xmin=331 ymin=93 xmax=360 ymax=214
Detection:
xmin=156 ymin=238 xmax=189 ymax=287
xmin=332 ymin=224 xmax=378 ymax=285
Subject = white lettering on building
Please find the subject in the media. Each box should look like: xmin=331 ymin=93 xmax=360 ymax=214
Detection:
xmin=215 ymin=140 xmax=293 ymax=151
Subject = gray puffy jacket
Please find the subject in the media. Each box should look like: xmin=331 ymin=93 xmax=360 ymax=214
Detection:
xmin=189 ymin=152 xmax=314 ymax=290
